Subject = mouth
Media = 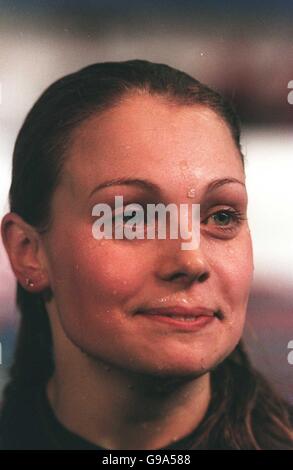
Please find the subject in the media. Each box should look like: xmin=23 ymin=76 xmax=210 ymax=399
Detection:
xmin=134 ymin=306 xmax=223 ymax=330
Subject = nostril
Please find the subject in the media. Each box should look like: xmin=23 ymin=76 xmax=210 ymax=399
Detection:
xmin=167 ymin=271 xmax=209 ymax=283
xmin=169 ymin=272 xmax=186 ymax=282
xmin=198 ymin=272 xmax=209 ymax=283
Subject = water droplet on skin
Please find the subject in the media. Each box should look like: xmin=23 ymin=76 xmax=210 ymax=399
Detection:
xmin=179 ymin=160 xmax=189 ymax=179
xmin=187 ymin=188 xmax=196 ymax=198
xmin=180 ymin=160 xmax=189 ymax=171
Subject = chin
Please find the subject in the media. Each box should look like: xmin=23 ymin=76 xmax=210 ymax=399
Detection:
xmin=119 ymin=352 xmax=223 ymax=380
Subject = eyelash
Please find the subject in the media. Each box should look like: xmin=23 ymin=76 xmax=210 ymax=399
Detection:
xmin=112 ymin=209 xmax=148 ymax=227
xmin=202 ymin=208 xmax=246 ymax=233
xmin=111 ymin=207 xmax=246 ymax=235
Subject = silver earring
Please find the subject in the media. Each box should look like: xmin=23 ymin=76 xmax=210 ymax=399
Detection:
xmin=25 ymin=277 xmax=35 ymax=287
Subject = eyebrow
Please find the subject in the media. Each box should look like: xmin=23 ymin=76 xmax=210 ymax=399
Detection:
xmin=88 ymin=176 xmax=246 ymax=198
xmin=89 ymin=177 xmax=161 ymax=198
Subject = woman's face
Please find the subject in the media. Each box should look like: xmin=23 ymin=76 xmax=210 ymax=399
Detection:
xmin=43 ymin=93 xmax=254 ymax=378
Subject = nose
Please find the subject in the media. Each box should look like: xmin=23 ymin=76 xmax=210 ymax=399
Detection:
xmin=156 ymin=240 xmax=210 ymax=286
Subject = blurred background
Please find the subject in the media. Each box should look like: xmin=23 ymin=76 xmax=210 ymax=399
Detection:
xmin=0 ymin=0 xmax=292 ymax=403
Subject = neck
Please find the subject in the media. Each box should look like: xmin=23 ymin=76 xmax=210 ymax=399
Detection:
xmin=47 ymin=352 xmax=211 ymax=450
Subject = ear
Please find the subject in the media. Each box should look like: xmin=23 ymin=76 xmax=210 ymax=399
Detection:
xmin=1 ymin=212 xmax=50 ymax=293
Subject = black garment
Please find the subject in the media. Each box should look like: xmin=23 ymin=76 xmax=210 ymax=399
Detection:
xmin=0 ymin=383 xmax=214 ymax=450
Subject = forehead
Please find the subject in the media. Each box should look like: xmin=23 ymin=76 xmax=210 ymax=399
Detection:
xmin=62 ymin=93 xmax=244 ymax=197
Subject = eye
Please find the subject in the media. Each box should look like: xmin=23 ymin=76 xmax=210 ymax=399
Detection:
xmin=111 ymin=204 xmax=160 ymax=241
xmin=112 ymin=207 xmax=145 ymax=226
xmin=202 ymin=208 xmax=246 ymax=234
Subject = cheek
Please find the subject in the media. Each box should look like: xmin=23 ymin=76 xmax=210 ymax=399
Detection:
xmin=46 ymin=233 xmax=153 ymax=352
xmin=205 ymin=232 xmax=254 ymax=331
xmin=221 ymin=238 xmax=253 ymax=333
xmin=226 ymin=236 xmax=254 ymax=307
xmin=77 ymin=243 xmax=148 ymax=302
xmin=48 ymin=230 xmax=151 ymax=320
xmin=209 ymin=230 xmax=253 ymax=296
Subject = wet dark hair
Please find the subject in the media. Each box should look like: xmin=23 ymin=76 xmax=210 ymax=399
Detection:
xmin=1 ymin=59 xmax=292 ymax=449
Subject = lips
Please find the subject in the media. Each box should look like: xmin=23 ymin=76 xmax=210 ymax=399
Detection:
xmin=135 ymin=306 xmax=221 ymax=319
xmin=134 ymin=305 xmax=221 ymax=331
